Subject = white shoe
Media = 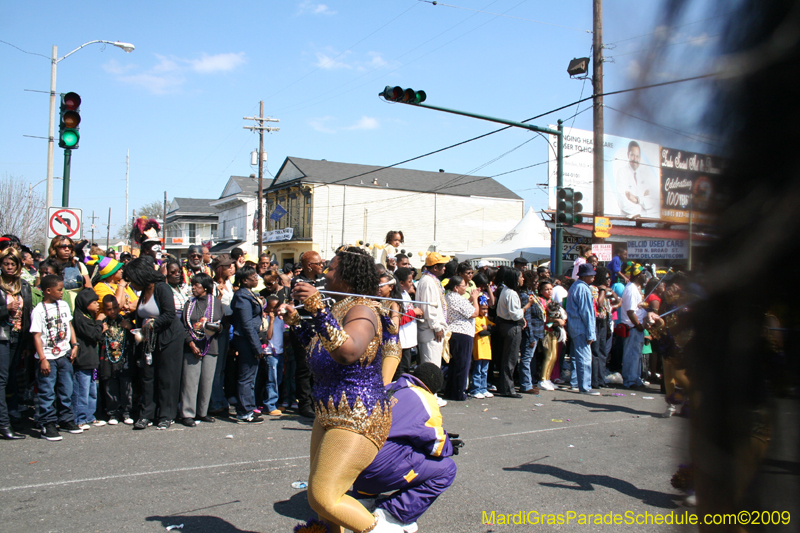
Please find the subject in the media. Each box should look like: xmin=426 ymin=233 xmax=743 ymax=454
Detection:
xmin=483 ymin=391 xmax=494 ymax=398
xmin=538 ymin=380 xmax=554 ymax=391
xmin=374 ymin=509 xmax=413 ymax=533
xmin=436 ymin=396 xmax=447 ymax=407
xmin=604 ymin=373 xmax=623 ymax=385
xmin=569 ymin=387 xmax=580 ymax=392
xmin=470 ymin=392 xmax=485 ymax=399
xmin=78 ymin=423 xmax=91 ymax=431
xmin=107 ymin=418 xmax=119 ymax=426
xmin=581 ymin=390 xmax=601 ymax=396
xmin=661 ymin=404 xmax=677 ymax=418
xmin=123 ymin=417 xmax=134 ymax=425
xmin=92 ymin=420 xmax=107 ymax=427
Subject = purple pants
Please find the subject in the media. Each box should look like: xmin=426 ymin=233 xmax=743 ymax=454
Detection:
xmin=354 ymin=440 xmax=457 ymax=524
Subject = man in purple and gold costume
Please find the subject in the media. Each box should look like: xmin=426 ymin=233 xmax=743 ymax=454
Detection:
xmin=354 ymin=363 xmax=460 ymax=533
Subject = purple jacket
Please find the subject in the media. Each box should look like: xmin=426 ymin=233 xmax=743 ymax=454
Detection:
xmin=386 ymin=375 xmax=453 ymax=457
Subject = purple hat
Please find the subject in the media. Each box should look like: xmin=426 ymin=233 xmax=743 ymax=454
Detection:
xmin=578 ymin=263 xmax=596 ymax=277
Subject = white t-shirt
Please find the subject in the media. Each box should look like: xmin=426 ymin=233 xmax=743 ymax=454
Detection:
xmin=620 ymin=282 xmax=647 ymax=327
xmin=269 ymin=315 xmax=285 ymax=354
xmin=552 ymin=285 xmax=569 ymax=305
xmin=398 ymin=291 xmax=417 ymax=349
xmin=30 ymin=301 xmax=73 ymax=360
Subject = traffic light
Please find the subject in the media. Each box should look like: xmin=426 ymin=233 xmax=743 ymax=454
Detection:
xmin=557 ymin=187 xmax=584 ymax=226
xmin=58 ymin=92 xmax=81 ymax=149
xmin=380 ymin=86 xmax=427 ymax=104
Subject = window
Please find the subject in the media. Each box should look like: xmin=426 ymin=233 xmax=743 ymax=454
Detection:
xmin=188 ymin=223 xmax=196 ymax=243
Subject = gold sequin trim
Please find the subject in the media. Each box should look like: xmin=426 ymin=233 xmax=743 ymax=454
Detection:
xmin=379 ymin=302 xmax=400 ymax=335
xmin=331 ymin=297 xmax=382 ymax=366
xmin=382 ymin=340 xmax=401 ymax=362
xmin=284 ymin=311 xmax=301 ymax=326
xmin=315 ymin=391 xmax=392 ymax=449
xmin=303 ymin=291 xmax=326 ymax=315
xmin=319 ymin=324 xmax=350 ymax=354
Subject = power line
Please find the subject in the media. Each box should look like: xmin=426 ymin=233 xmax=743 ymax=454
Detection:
xmin=611 ymin=33 xmax=719 ymax=58
xmin=604 ymin=105 xmax=720 ymax=147
xmin=0 ymin=39 xmax=50 ymax=60
xmin=605 ymin=14 xmax=726 ymax=46
xmin=418 ymin=0 xmax=592 ymax=33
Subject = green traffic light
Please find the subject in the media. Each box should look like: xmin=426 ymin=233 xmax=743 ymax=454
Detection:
xmin=61 ymin=129 xmax=79 ymax=148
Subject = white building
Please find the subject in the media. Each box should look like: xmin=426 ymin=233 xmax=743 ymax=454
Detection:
xmin=208 ymin=175 xmax=260 ymax=256
xmin=261 ymin=157 xmax=524 ymax=268
xmin=163 ymin=198 xmax=218 ymax=258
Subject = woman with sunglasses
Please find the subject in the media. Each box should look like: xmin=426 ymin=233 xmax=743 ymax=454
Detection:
xmin=48 ymin=236 xmax=91 ymax=297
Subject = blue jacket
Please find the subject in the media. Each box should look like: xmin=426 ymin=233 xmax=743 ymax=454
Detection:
xmin=566 ymin=279 xmax=596 ymax=341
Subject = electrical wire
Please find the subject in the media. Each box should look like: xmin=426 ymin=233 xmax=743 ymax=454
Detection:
xmin=605 ymin=14 xmax=726 ymax=46
xmin=604 ymin=105 xmax=720 ymax=147
xmin=418 ymin=0 xmax=592 ymax=33
xmin=612 ymin=34 xmax=720 ymax=58
xmin=0 ymin=39 xmax=50 ymax=60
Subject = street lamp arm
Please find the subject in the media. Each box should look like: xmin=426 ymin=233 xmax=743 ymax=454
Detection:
xmin=57 ymin=40 xmax=135 ymax=63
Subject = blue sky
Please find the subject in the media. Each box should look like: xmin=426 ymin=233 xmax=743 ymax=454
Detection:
xmin=0 ymin=1 xmax=720 ymax=236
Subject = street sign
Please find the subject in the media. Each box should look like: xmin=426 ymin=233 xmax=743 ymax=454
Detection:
xmin=47 ymin=207 xmax=83 ymax=239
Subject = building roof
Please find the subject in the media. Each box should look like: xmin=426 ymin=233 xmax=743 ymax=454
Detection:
xmin=221 ymin=175 xmax=259 ymax=198
xmin=167 ymin=198 xmax=218 ymax=216
xmin=268 ymin=157 xmax=522 ymax=200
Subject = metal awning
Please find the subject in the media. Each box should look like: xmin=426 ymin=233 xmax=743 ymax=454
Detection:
xmin=209 ymin=240 xmax=243 ymax=253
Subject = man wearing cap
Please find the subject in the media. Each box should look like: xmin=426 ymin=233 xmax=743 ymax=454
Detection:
xmin=181 ymin=245 xmax=211 ymax=285
xmin=565 ymin=263 xmax=599 ymax=395
xmin=620 ymin=263 xmax=649 ymax=389
xmin=476 ymin=260 xmax=492 ymax=277
xmin=417 ymin=252 xmax=450 ymax=368
xmin=513 ymin=257 xmax=528 ymax=273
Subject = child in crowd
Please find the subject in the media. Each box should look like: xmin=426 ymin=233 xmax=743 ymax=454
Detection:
xmin=263 ymin=295 xmax=284 ymax=417
xmin=30 ymin=275 xmax=82 ymax=441
xmin=71 ymin=290 xmax=105 ymax=430
xmin=99 ymin=295 xmax=134 ymax=425
xmin=31 ymin=258 xmax=63 ymax=307
xmin=469 ymin=301 xmax=494 ymax=399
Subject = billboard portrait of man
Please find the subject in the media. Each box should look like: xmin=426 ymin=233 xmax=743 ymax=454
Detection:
xmin=614 ymin=140 xmax=660 ymax=218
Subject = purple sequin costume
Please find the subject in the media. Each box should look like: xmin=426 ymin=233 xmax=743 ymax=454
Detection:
xmin=291 ymin=296 xmax=394 ymax=448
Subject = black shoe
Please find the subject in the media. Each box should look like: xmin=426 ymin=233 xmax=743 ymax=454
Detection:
xmin=58 ymin=421 xmax=83 ymax=434
xmin=299 ymin=408 xmax=316 ymax=419
xmin=179 ymin=418 xmax=196 ymax=428
xmin=0 ymin=426 xmax=26 ymax=440
xmin=237 ymin=415 xmax=264 ymax=424
xmin=133 ymin=418 xmax=152 ymax=430
xmin=156 ymin=419 xmax=172 ymax=430
xmin=500 ymin=393 xmax=523 ymax=399
xmin=197 ymin=416 xmax=215 ymax=423
xmin=41 ymin=424 xmax=62 ymax=441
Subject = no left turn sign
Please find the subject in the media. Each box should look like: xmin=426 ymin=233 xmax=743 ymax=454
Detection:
xmin=47 ymin=207 xmax=83 ymax=240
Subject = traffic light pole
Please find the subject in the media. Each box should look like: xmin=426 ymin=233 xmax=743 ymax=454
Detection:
xmin=400 ymin=101 xmax=565 ymax=275
xmin=62 ymin=149 xmax=72 ymax=207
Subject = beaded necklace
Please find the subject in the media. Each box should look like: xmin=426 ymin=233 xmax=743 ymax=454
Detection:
xmin=103 ymin=319 xmax=127 ymax=363
xmin=185 ymin=293 xmax=215 ymax=356
xmin=42 ymin=300 xmax=67 ymax=356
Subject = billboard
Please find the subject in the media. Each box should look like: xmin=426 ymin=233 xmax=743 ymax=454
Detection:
xmin=548 ymin=127 xmax=661 ymax=218
xmin=659 ymin=147 xmax=723 ymax=223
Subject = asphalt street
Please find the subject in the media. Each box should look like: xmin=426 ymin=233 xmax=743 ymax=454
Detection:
xmin=0 ymin=385 xmax=693 ymax=532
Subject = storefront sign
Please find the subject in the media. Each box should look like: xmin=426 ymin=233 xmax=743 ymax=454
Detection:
xmin=592 ymin=244 xmax=613 ymax=261
xmin=263 ymin=228 xmax=294 ymax=242
xmin=626 ymin=239 xmax=688 ymax=260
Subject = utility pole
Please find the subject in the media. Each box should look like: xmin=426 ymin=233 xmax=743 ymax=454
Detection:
xmin=105 ymin=208 xmax=111 ymax=250
xmin=125 ymin=149 xmax=129 ymax=246
xmin=88 ymin=211 xmax=99 ymax=243
xmin=592 ymin=0 xmax=605 ymax=235
xmin=244 ymin=103 xmax=280 ymax=256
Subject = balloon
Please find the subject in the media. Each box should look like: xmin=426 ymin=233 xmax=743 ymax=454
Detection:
xmin=418 ymin=251 xmax=424 ymax=256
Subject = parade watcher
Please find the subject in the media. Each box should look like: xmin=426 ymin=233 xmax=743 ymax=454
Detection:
xmin=619 ymin=262 xmax=649 ymax=390
xmin=0 ymin=247 xmax=33 ymax=440
xmin=209 ymin=254 xmax=235 ymax=415
xmin=87 ymin=255 xmax=137 ymax=317
xmin=469 ymin=299 xmax=494 ymax=399
xmin=443 ymin=275 xmax=479 ymax=401
xmin=571 ymin=245 xmax=592 ymax=280
xmin=416 ymin=253 xmax=449 ymax=370
xmin=231 ymin=266 xmax=265 ymax=424
xmin=30 ymin=274 xmax=83 ymax=441
xmin=181 ymin=245 xmax=212 ymax=284
xmin=494 ymin=266 xmax=535 ymax=398
xmin=566 ymin=263 xmax=599 ymax=395
xmin=590 ymin=266 xmax=613 ymax=389
xmin=71 ymin=290 xmax=104 ymax=430
xmin=456 ymin=261 xmax=476 ymax=298
xmin=261 ymin=295 xmax=285 ymax=417
xmin=519 ymin=270 xmax=541 ymax=395
xmin=394 ymin=267 xmax=422 ymax=379
xmin=381 ymin=230 xmax=404 ymax=267
xmin=48 ymin=236 xmax=91 ymax=310
xmin=178 ymin=272 xmax=223 ymax=427
xmin=98 ymin=295 xmax=134 ymax=425
xmin=165 ymin=257 xmax=191 ymax=321
xmin=126 ymin=257 xmax=184 ymax=430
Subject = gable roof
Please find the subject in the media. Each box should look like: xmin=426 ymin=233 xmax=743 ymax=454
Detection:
xmin=220 ymin=175 xmax=259 ymax=198
xmin=168 ymin=198 xmax=217 ymax=215
xmin=268 ymin=157 xmax=522 ymax=200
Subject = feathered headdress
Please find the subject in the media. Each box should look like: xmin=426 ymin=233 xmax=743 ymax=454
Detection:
xmin=131 ymin=216 xmax=161 ymax=245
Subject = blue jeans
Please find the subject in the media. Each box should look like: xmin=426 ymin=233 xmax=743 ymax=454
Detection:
xmin=568 ymin=333 xmax=593 ymax=392
xmin=264 ymin=352 xmax=284 ymax=412
xmin=235 ymin=337 xmax=259 ymax=418
xmin=36 ymin=356 xmax=75 ymax=427
xmin=622 ymin=328 xmax=645 ymax=388
xmin=469 ymin=360 xmax=489 ymax=395
xmin=519 ymin=337 xmax=538 ymax=391
xmin=72 ymin=369 xmax=98 ymax=424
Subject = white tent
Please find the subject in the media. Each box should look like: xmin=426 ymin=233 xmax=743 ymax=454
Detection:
xmin=455 ymin=207 xmax=551 ymax=262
